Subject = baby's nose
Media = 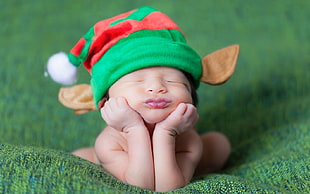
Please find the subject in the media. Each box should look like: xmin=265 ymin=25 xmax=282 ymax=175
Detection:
xmin=146 ymin=81 xmax=167 ymax=94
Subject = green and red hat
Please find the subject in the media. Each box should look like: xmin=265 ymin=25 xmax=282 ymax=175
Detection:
xmin=47 ymin=6 xmax=202 ymax=107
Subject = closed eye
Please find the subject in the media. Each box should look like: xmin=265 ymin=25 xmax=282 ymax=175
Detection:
xmin=122 ymin=79 xmax=144 ymax=86
xmin=124 ymin=78 xmax=144 ymax=83
xmin=133 ymin=80 xmax=144 ymax=82
xmin=166 ymin=80 xmax=190 ymax=89
xmin=166 ymin=80 xmax=182 ymax=84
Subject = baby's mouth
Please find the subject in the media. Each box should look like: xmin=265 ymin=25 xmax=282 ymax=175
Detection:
xmin=144 ymin=98 xmax=171 ymax=109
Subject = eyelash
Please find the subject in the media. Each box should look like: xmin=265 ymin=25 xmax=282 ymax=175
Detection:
xmin=131 ymin=80 xmax=182 ymax=83
xmin=126 ymin=79 xmax=188 ymax=88
xmin=166 ymin=80 xmax=179 ymax=83
xmin=166 ymin=80 xmax=189 ymax=87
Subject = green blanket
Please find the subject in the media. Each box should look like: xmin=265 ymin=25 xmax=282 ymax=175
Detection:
xmin=1 ymin=1 xmax=309 ymax=193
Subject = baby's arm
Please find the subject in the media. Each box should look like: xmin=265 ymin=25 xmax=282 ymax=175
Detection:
xmin=96 ymin=97 xmax=154 ymax=190
xmin=152 ymin=103 xmax=202 ymax=192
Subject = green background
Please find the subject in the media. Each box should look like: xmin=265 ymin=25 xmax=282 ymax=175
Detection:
xmin=0 ymin=0 xmax=309 ymax=193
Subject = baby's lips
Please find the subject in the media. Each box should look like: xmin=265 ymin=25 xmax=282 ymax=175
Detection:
xmin=144 ymin=98 xmax=171 ymax=109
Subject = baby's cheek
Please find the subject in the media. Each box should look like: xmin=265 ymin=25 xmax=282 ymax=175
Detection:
xmin=180 ymin=93 xmax=193 ymax=105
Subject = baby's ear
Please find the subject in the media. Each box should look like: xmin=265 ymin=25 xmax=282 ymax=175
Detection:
xmin=58 ymin=84 xmax=97 ymax=114
xmin=98 ymin=97 xmax=107 ymax=109
xmin=200 ymin=44 xmax=240 ymax=85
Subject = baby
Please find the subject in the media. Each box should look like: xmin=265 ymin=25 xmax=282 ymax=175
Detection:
xmin=46 ymin=7 xmax=239 ymax=192
xmin=73 ymin=66 xmax=233 ymax=192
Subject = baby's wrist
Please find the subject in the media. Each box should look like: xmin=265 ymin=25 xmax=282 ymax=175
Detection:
xmin=122 ymin=121 xmax=145 ymax=133
xmin=154 ymin=126 xmax=179 ymax=137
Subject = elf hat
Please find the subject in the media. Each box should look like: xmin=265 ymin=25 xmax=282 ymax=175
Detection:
xmin=46 ymin=6 xmax=240 ymax=114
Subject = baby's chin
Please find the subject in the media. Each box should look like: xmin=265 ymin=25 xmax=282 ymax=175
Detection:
xmin=143 ymin=117 xmax=165 ymax=125
xmin=140 ymin=111 xmax=171 ymax=124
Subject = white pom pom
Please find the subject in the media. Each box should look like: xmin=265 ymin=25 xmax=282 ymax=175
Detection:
xmin=46 ymin=52 xmax=78 ymax=85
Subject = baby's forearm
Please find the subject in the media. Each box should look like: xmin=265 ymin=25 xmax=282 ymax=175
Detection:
xmin=152 ymin=130 xmax=187 ymax=192
xmin=152 ymin=129 xmax=202 ymax=192
xmin=124 ymin=125 xmax=155 ymax=190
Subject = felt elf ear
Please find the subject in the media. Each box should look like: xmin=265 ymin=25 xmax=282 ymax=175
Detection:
xmin=58 ymin=84 xmax=97 ymax=115
xmin=200 ymin=44 xmax=240 ymax=85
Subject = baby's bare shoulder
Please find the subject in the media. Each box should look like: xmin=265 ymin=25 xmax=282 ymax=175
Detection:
xmin=96 ymin=126 xmax=128 ymax=152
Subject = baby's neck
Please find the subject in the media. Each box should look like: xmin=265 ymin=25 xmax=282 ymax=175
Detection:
xmin=144 ymin=122 xmax=155 ymax=136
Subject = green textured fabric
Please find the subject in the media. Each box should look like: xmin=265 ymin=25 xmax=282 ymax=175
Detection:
xmin=1 ymin=0 xmax=309 ymax=193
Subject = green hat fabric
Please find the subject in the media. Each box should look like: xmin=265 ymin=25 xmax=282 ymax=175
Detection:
xmin=68 ymin=6 xmax=202 ymax=106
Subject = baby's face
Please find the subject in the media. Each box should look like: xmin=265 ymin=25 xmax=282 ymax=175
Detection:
xmin=108 ymin=67 xmax=193 ymax=124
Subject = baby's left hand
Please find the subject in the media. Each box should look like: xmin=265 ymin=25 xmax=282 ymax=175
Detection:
xmin=155 ymin=103 xmax=199 ymax=136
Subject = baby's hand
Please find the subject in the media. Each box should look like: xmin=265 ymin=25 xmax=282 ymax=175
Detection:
xmin=156 ymin=103 xmax=199 ymax=136
xmin=100 ymin=97 xmax=143 ymax=132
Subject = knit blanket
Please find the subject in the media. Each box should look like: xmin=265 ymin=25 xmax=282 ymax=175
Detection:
xmin=1 ymin=126 xmax=309 ymax=193
xmin=1 ymin=1 xmax=309 ymax=193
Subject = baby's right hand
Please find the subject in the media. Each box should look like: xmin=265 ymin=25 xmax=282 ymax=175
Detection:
xmin=100 ymin=97 xmax=143 ymax=132
xmin=155 ymin=103 xmax=199 ymax=136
